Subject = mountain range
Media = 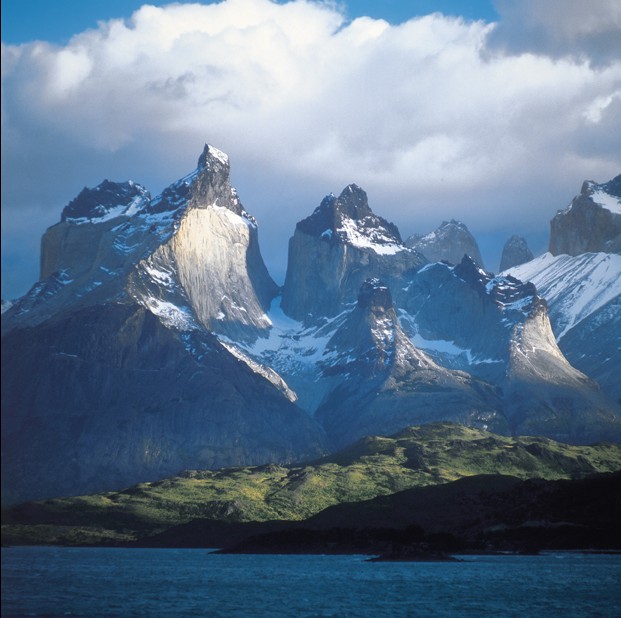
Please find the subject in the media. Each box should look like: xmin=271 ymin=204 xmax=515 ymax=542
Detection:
xmin=2 ymin=144 xmax=620 ymax=505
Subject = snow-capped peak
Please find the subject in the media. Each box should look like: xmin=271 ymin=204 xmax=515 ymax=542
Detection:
xmin=589 ymin=182 xmax=621 ymax=215
xmin=61 ymin=180 xmax=151 ymax=225
xmin=563 ymin=176 xmax=621 ymax=216
xmin=297 ymin=184 xmax=406 ymax=256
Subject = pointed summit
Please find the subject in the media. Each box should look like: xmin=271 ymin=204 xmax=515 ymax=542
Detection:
xmin=332 ymin=183 xmax=374 ymax=220
xmin=357 ymin=278 xmax=393 ymax=312
xmin=499 ymin=235 xmax=533 ymax=272
xmin=282 ymin=185 xmax=424 ymax=321
xmin=197 ymin=143 xmax=230 ymax=170
xmin=146 ymin=143 xmax=254 ymax=223
xmin=406 ymin=220 xmax=484 ymax=268
xmin=297 ymin=184 xmax=402 ymax=248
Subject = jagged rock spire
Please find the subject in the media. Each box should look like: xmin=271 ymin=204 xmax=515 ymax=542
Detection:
xmin=282 ymin=185 xmax=423 ymax=322
xmin=499 ymin=235 xmax=533 ymax=272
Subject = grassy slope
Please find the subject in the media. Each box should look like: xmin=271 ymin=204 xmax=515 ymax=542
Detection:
xmin=3 ymin=423 xmax=621 ymax=544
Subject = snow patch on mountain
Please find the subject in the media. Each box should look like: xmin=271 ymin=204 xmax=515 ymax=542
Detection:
xmin=591 ymin=188 xmax=621 ymax=215
xmin=142 ymin=297 xmax=198 ymax=331
xmin=206 ymin=144 xmax=229 ymax=166
xmin=241 ymin=297 xmax=342 ymax=367
xmin=221 ymin=341 xmax=298 ymax=403
xmin=63 ymin=180 xmax=151 ymax=225
xmin=336 ymin=216 xmax=405 ymax=255
xmin=398 ymin=309 xmax=503 ymax=366
xmin=504 ymin=252 xmax=621 ymax=339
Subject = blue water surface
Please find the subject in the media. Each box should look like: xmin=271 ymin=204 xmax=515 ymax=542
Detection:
xmin=2 ymin=547 xmax=620 ymax=617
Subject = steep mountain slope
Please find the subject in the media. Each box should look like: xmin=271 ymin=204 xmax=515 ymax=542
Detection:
xmin=314 ymin=280 xmax=505 ymax=448
xmin=397 ymin=256 xmax=621 ymax=443
xmin=405 ymin=219 xmax=484 ymax=268
xmin=505 ymin=252 xmax=621 ymax=402
xmin=1 ymin=145 xmax=326 ymax=505
xmin=1 ymin=303 xmax=325 ymax=505
xmin=281 ymin=184 xmax=425 ymax=321
xmin=549 ymin=175 xmax=621 ymax=256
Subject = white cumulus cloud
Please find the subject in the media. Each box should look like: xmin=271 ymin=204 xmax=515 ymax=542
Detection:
xmin=2 ymin=0 xmax=620 ymax=296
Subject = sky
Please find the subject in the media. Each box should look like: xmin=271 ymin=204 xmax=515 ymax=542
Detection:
xmin=2 ymin=0 xmax=620 ymax=299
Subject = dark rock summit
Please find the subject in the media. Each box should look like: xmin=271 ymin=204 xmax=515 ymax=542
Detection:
xmin=296 ymin=184 xmax=402 ymax=244
xmin=356 ymin=278 xmax=394 ymax=314
xmin=281 ymin=185 xmax=425 ymax=321
xmin=61 ymin=180 xmax=151 ymax=223
xmin=549 ymin=175 xmax=621 ymax=256
xmin=499 ymin=235 xmax=534 ymax=272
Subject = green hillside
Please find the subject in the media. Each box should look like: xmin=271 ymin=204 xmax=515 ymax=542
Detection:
xmin=3 ymin=423 xmax=621 ymax=546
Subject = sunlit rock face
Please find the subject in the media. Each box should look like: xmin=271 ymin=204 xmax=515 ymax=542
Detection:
xmin=281 ymin=184 xmax=426 ymax=322
xmin=506 ymin=252 xmax=621 ymax=404
xmin=132 ymin=145 xmax=279 ymax=343
xmin=549 ymin=176 xmax=621 ymax=256
xmin=1 ymin=145 xmax=326 ymax=505
xmin=396 ymin=256 xmax=621 ymax=445
xmin=405 ymin=219 xmax=484 ymax=268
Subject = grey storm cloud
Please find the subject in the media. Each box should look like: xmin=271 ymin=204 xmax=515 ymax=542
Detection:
xmin=490 ymin=0 xmax=621 ymax=66
xmin=2 ymin=0 xmax=620 ymax=298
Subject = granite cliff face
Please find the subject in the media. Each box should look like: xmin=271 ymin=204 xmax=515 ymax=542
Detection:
xmin=15 ymin=145 xmax=279 ymax=342
xmin=396 ymin=256 xmax=621 ymax=444
xmin=315 ymin=279 xmax=506 ymax=449
xmin=1 ymin=145 xmax=326 ymax=504
xmin=281 ymin=185 xmax=425 ymax=322
xmin=405 ymin=219 xmax=484 ymax=268
xmin=499 ymin=235 xmax=534 ymax=272
xmin=506 ymin=252 xmax=621 ymax=403
xmin=3 ymin=146 xmax=620 ymax=504
xmin=549 ymin=176 xmax=621 ymax=256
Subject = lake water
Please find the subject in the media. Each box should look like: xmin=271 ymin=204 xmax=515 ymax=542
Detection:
xmin=2 ymin=547 xmax=620 ymax=617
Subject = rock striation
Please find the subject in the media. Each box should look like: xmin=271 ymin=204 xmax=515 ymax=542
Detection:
xmin=405 ymin=219 xmax=484 ymax=268
xmin=506 ymin=252 xmax=621 ymax=403
xmin=549 ymin=175 xmax=621 ymax=256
